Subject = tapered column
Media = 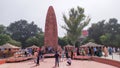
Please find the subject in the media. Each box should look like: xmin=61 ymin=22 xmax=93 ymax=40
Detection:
xmin=44 ymin=6 xmax=58 ymax=49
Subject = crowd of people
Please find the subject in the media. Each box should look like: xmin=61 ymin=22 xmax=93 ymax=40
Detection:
xmin=0 ymin=45 xmax=120 ymax=67
xmin=0 ymin=48 xmax=14 ymax=58
xmin=30 ymin=46 xmax=120 ymax=67
xmin=28 ymin=47 xmax=72 ymax=67
xmin=76 ymin=46 xmax=120 ymax=57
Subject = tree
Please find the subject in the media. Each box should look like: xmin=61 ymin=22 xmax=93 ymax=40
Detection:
xmin=62 ymin=6 xmax=90 ymax=46
xmin=7 ymin=19 xmax=42 ymax=48
xmin=0 ymin=34 xmax=21 ymax=46
xmin=35 ymin=33 xmax=44 ymax=47
xmin=100 ymin=35 xmax=108 ymax=45
xmin=58 ymin=37 xmax=68 ymax=48
xmin=114 ymin=35 xmax=120 ymax=46
xmin=0 ymin=34 xmax=11 ymax=45
xmin=88 ymin=20 xmax=105 ymax=44
xmin=26 ymin=37 xmax=39 ymax=47
xmin=88 ymin=18 xmax=120 ymax=47
xmin=0 ymin=25 xmax=6 ymax=34
xmin=100 ymin=33 xmax=111 ymax=46
xmin=104 ymin=18 xmax=120 ymax=46
xmin=26 ymin=33 xmax=44 ymax=47
xmin=8 ymin=40 xmax=21 ymax=47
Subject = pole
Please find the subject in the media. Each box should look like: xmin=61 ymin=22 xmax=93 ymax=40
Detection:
xmin=112 ymin=53 xmax=113 ymax=59
xmin=119 ymin=50 xmax=120 ymax=60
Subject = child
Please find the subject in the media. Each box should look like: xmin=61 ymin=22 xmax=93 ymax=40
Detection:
xmin=67 ymin=56 xmax=71 ymax=65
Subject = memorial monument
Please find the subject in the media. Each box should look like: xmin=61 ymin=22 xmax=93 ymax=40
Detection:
xmin=44 ymin=6 xmax=59 ymax=51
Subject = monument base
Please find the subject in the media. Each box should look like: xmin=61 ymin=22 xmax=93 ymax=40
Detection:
xmin=43 ymin=45 xmax=62 ymax=54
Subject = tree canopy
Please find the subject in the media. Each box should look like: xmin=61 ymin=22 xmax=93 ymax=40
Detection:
xmin=26 ymin=33 xmax=44 ymax=47
xmin=0 ymin=34 xmax=21 ymax=46
xmin=0 ymin=25 xmax=6 ymax=34
xmin=7 ymin=19 xmax=43 ymax=48
xmin=62 ymin=6 xmax=90 ymax=46
xmin=88 ymin=18 xmax=120 ymax=47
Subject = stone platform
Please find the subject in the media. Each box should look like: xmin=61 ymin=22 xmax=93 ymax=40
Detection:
xmin=0 ymin=59 xmax=6 ymax=65
xmin=74 ymin=56 xmax=91 ymax=60
xmin=0 ymin=58 xmax=117 ymax=68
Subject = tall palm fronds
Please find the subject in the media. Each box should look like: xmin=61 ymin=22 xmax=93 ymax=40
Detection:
xmin=62 ymin=6 xmax=90 ymax=46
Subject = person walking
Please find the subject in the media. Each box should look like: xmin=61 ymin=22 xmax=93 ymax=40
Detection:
xmin=54 ymin=51 xmax=60 ymax=67
xmin=61 ymin=50 xmax=65 ymax=61
xmin=103 ymin=46 xmax=108 ymax=57
xmin=33 ymin=51 xmax=38 ymax=63
xmin=36 ymin=50 xmax=40 ymax=66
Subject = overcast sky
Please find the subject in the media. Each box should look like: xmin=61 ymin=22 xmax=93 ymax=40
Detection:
xmin=0 ymin=0 xmax=120 ymax=37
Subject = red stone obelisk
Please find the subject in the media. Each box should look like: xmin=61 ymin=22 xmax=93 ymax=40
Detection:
xmin=44 ymin=6 xmax=58 ymax=50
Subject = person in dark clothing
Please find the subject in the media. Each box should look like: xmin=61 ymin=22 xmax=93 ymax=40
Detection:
xmin=38 ymin=50 xmax=42 ymax=60
xmin=77 ymin=48 xmax=80 ymax=55
xmin=88 ymin=47 xmax=92 ymax=56
xmin=36 ymin=50 xmax=40 ymax=66
xmin=24 ymin=51 xmax=27 ymax=57
xmin=71 ymin=51 xmax=73 ymax=59
xmin=54 ymin=51 xmax=60 ymax=67
xmin=98 ymin=47 xmax=103 ymax=57
xmin=65 ymin=50 xmax=69 ymax=59
xmin=36 ymin=55 xmax=40 ymax=66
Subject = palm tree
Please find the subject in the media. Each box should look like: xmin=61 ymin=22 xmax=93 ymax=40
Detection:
xmin=62 ymin=6 xmax=90 ymax=46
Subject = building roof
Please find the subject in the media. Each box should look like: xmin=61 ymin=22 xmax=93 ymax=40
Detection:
xmin=82 ymin=30 xmax=88 ymax=36
xmin=65 ymin=44 xmax=74 ymax=47
xmin=27 ymin=45 xmax=39 ymax=48
xmin=0 ymin=43 xmax=20 ymax=49
xmin=80 ymin=42 xmax=103 ymax=47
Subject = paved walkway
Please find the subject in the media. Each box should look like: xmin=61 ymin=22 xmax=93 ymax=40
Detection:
xmin=101 ymin=53 xmax=120 ymax=61
xmin=0 ymin=58 xmax=117 ymax=68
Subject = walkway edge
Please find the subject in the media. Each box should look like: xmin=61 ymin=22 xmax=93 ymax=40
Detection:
xmin=91 ymin=56 xmax=120 ymax=67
